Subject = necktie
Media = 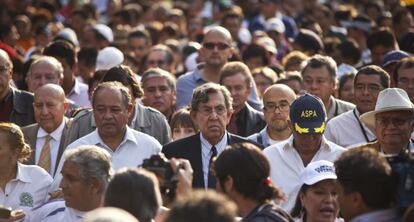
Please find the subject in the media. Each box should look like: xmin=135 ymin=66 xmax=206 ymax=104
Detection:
xmin=207 ymin=146 xmax=218 ymax=188
xmin=38 ymin=135 xmax=52 ymax=173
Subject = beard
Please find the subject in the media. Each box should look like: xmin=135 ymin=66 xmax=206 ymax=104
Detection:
xmin=269 ymin=119 xmax=289 ymax=132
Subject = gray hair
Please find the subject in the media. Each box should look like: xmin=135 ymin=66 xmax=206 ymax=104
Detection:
xmin=141 ymin=67 xmax=176 ymax=91
xmin=28 ymin=56 xmax=64 ymax=79
xmin=302 ymin=54 xmax=337 ymax=80
xmin=191 ymin=82 xmax=233 ymax=112
xmin=64 ymin=145 xmax=113 ymax=193
xmin=0 ymin=49 xmax=12 ymax=69
xmin=92 ymin=81 xmax=132 ymax=108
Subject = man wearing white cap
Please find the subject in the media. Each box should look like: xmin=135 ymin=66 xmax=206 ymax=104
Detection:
xmin=356 ymin=88 xmax=414 ymax=155
xmin=83 ymin=24 xmax=113 ymax=50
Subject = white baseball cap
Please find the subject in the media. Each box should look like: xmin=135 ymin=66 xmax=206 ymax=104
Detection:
xmin=300 ymin=160 xmax=337 ymax=185
xmin=96 ymin=47 xmax=124 ymax=71
xmin=94 ymin=24 xmax=114 ymax=43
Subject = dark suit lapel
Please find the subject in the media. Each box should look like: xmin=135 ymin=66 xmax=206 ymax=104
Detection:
xmin=190 ymin=133 xmax=205 ymax=188
xmin=54 ymin=118 xmax=70 ymax=176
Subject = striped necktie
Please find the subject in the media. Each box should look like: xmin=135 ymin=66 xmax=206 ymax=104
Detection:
xmin=207 ymin=146 xmax=218 ymax=188
xmin=38 ymin=134 xmax=51 ymax=173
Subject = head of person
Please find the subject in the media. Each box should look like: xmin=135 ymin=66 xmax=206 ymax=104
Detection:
xmin=77 ymin=47 xmax=98 ymax=83
xmin=170 ymin=107 xmax=197 ymax=141
xmin=102 ymin=65 xmax=143 ymax=101
xmin=190 ymin=82 xmax=233 ymax=145
xmin=360 ymin=88 xmax=414 ymax=154
xmin=242 ymin=44 xmax=269 ymax=71
xmin=83 ymin=207 xmax=139 ymax=222
xmin=219 ymin=61 xmax=253 ymax=113
xmin=33 ymin=84 xmax=68 ymax=133
xmin=200 ymin=26 xmax=233 ymax=69
xmin=0 ymin=122 xmax=31 ymax=168
xmin=302 ymin=54 xmax=337 ymax=105
xmin=338 ymin=73 xmax=355 ymax=104
xmin=334 ymin=147 xmax=397 ymax=221
xmin=354 ymin=65 xmax=390 ymax=114
xmin=141 ymin=68 xmax=176 ymax=118
xmin=262 ymin=84 xmax=296 ymax=133
xmin=91 ymin=81 xmax=133 ymax=139
xmin=165 ymin=190 xmax=237 ymax=222
xmin=251 ymin=67 xmax=278 ymax=99
xmin=43 ymin=40 xmax=77 ymax=84
xmin=26 ymin=56 xmax=64 ymax=92
xmin=127 ymin=29 xmax=152 ymax=64
xmin=289 ymin=94 xmax=327 ymax=150
xmin=293 ymin=29 xmax=324 ymax=56
xmin=394 ymin=57 xmax=414 ymax=102
xmin=282 ymin=50 xmax=308 ymax=72
xmin=214 ymin=142 xmax=285 ymax=205
xmin=276 ymin=72 xmax=304 ymax=95
xmin=60 ymin=145 xmax=112 ymax=211
xmin=144 ymin=44 xmax=175 ymax=73
xmin=291 ymin=160 xmax=339 ymax=222
xmin=0 ymin=49 xmax=12 ymax=100
xmin=367 ymin=28 xmax=398 ymax=66
xmin=83 ymin=24 xmax=114 ymax=50
xmin=104 ymin=168 xmax=162 ymax=222
xmin=382 ymin=50 xmax=409 ymax=87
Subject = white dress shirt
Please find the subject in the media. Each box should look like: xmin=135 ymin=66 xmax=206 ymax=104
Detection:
xmin=263 ymin=135 xmax=345 ymax=212
xmin=67 ymin=79 xmax=90 ymax=108
xmin=51 ymin=126 xmax=162 ymax=191
xmin=0 ymin=163 xmax=52 ymax=214
xmin=200 ymin=132 xmax=228 ymax=188
xmin=35 ymin=121 xmax=65 ymax=176
xmin=325 ymin=109 xmax=376 ymax=148
xmin=25 ymin=200 xmax=86 ymax=222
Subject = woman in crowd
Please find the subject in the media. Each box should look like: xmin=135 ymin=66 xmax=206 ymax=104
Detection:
xmin=169 ymin=107 xmax=197 ymax=141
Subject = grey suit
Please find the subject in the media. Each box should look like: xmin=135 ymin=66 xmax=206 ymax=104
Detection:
xmin=21 ymin=118 xmax=72 ymax=176
xmin=10 ymin=87 xmax=35 ymax=127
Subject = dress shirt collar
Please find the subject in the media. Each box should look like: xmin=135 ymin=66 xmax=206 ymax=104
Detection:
xmin=93 ymin=126 xmax=138 ymax=150
xmin=14 ymin=162 xmax=32 ymax=183
xmin=37 ymin=120 xmax=66 ymax=141
xmin=68 ymin=78 xmax=81 ymax=97
xmin=200 ymin=131 xmax=228 ymax=154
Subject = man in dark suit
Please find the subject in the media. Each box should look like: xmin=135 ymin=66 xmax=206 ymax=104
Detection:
xmin=22 ymin=84 xmax=71 ymax=176
xmin=219 ymin=61 xmax=266 ymax=137
xmin=163 ymin=83 xmax=257 ymax=189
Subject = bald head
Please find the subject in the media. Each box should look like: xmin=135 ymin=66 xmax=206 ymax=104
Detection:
xmin=203 ymin=26 xmax=233 ymax=44
xmin=33 ymin=84 xmax=68 ymax=133
xmin=263 ymin=84 xmax=296 ymax=102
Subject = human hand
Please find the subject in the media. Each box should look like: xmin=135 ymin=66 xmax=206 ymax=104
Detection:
xmin=0 ymin=210 xmax=25 ymax=222
xmin=170 ymin=158 xmax=193 ymax=196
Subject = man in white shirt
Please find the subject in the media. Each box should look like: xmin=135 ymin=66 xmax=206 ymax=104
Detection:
xmin=263 ymin=94 xmax=345 ymax=212
xmin=248 ymin=84 xmax=296 ymax=147
xmin=26 ymin=145 xmax=112 ymax=222
xmin=325 ymin=65 xmax=390 ymax=147
xmin=22 ymin=84 xmax=71 ymax=177
xmin=52 ymin=82 xmax=161 ymax=191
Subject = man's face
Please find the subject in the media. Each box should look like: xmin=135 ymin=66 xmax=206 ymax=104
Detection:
xmin=375 ymin=110 xmax=414 ymax=154
xmin=371 ymin=45 xmax=394 ymax=66
xmin=146 ymin=51 xmax=172 ymax=72
xmin=263 ymin=89 xmax=295 ymax=132
xmin=354 ymin=74 xmax=383 ymax=114
xmin=142 ymin=77 xmax=176 ymax=117
xmin=221 ymin=73 xmax=251 ymax=113
xmin=128 ymin=37 xmax=149 ymax=63
xmin=55 ymin=57 xmax=75 ymax=84
xmin=397 ymin=67 xmax=414 ymax=102
xmin=33 ymin=88 xmax=67 ymax=133
xmin=93 ymin=87 xmax=131 ymax=138
xmin=0 ymin=55 xmax=11 ymax=100
xmin=200 ymin=31 xmax=233 ymax=68
xmin=191 ymin=92 xmax=232 ymax=144
xmin=60 ymin=161 xmax=95 ymax=211
xmin=27 ymin=62 xmax=62 ymax=92
xmin=337 ymin=182 xmax=356 ymax=221
xmin=303 ymin=66 xmax=335 ymax=104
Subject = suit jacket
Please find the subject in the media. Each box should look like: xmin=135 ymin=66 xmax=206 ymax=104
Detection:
xmin=10 ymin=87 xmax=35 ymax=127
xmin=162 ymin=132 xmax=261 ymax=188
xmin=21 ymin=118 xmax=72 ymax=176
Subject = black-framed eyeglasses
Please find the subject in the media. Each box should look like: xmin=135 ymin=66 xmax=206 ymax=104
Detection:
xmin=263 ymin=103 xmax=290 ymax=113
xmin=203 ymin=42 xmax=230 ymax=50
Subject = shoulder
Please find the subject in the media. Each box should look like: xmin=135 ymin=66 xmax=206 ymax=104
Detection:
xmin=21 ymin=123 xmax=39 ymax=133
xmin=334 ymin=98 xmax=355 ymax=109
xmin=263 ymin=142 xmax=283 ymax=156
xmin=71 ymin=108 xmax=92 ymax=120
xmin=324 ymin=139 xmax=346 ymax=152
xmin=229 ymin=133 xmax=264 ymax=149
xmin=13 ymin=87 xmax=34 ymax=98
xmin=244 ymin=204 xmax=293 ymax=222
xmin=66 ymin=131 xmax=96 ymax=149
xmin=137 ymin=103 xmax=167 ymax=119
xmin=130 ymin=128 xmax=162 ymax=145
xmin=162 ymin=134 xmax=198 ymax=155
xmin=29 ymin=200 xmax=65 ymax=221
xmin=19 ymin=163 xmax=53 ymax=181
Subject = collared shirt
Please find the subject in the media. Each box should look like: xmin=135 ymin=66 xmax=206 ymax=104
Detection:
xmin=51 ymin=126 xmax=162 ymax=191
xmin=200 ymin=132 xmax=228 ymax=188
xmin=175 ymin=65 xmax=263 ymax=110
xmin=349 ymin=208 xmax=400 ymax=222
xmin=327 ymin=96 xmax=355 ymax=120
xmin=35 ymin=121 xmax=65 ymax=176
xmin=0 ymin=163 xmax=52 ymax=214
xmin=67 ymin=79 xmax=90 ymax=108
xmin=26 ymin=200 xmax=86 ymax=222
xmin=263 ymin=135 xmax=345 ymax=212
xmin=325 ymin=109 xmax=376 ymax=148
xmin=248 ymin=126 xmax=288 ymax=148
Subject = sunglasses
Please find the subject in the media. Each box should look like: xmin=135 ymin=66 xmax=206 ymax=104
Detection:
xmin=203 ymin=42 xmax=230 ymax=50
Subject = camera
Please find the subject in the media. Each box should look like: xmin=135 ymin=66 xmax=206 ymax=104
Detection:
xmin=0 ymin=206 xmax=11 ymax=219
xmin=141 ymin=154 xmax=177 ymax=199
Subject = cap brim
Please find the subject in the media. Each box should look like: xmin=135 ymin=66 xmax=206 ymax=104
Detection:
xmin=360 ymin=107 xmax=414 ymax=128
xmin=303 ymin=174 xmax=337 ymax=185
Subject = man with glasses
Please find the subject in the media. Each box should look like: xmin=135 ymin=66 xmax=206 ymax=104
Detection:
xmin=325 ymin=65 xmax=390 ymax=147
xmin=175 ymin=26 xmax=262 ymax=110
xmin=144 ymin=44 xmax=175 ymax=74
xmin=302 ymin=54 xmax=355 ymax=120
xmin=356 ymin=88 xmax=414 ymax=155
xmin=248 ymin=84 xmax=296 ymax=147
xmin=163 ymin=83 xmax=257 ymax=189
xmin=0 ymin=49 xmax=35 ymax=126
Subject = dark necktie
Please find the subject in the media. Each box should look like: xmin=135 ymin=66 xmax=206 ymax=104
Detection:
xmin=207 ymin=146 xmax=218 ymax=188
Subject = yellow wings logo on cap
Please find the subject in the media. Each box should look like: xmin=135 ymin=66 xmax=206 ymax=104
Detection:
xmin=295 ymin=123 xmax=309 ymax=134
xmin=314 ymin=122 xmax=325 ymax=133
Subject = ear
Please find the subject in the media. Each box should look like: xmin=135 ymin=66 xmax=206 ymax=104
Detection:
xmin=127 ymin=103 xmax=133 ymax=114
xmin=190 ymin=110 xmax=200 ymax=128
xmin=89 ymin=178 xmax=102 ymax=194
xmin=299 ymin=191 xmax=306 ymax=204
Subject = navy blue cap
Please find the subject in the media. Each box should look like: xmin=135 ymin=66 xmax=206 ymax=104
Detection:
xmin=382 ymin=50 xmax=409 ymax=67
xmin=289 ymin=94 xmax=326 ymax=134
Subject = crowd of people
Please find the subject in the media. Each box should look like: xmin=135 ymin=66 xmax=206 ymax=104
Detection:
xmin=1 ymin=0 xmax=414 ymax=221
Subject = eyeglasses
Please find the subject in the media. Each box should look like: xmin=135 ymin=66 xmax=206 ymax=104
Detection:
xmin=0 ymin=66 xmax=10 ymax=74
xmin=147 ymin=60 xmax=166 ymax=66
xmin=375 ymin=117 xmax=413 ymax=127
xmin=198 ymin=106 xmax=227 ymax=116
xmin=263 ymin=102 xmax=290 ymax=113
xmin=354 ymin=84 xmax=383 ymax=93
xmin=203 ymin=42 xmax=230 ymax=50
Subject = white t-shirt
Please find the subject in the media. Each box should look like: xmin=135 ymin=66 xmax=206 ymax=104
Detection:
xmin=25 ymin=200 xmax=86 ymax=222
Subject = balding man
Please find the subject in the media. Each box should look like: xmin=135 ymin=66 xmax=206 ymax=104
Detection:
xmin=26 ymin=56 xmax=64 ymax=93
xmin=248 ymin=84 xmax=296 ymax=147
xmin=175 ymin=26 xmax=262 ymax=110
xmin=22 ymin=84 xmax=71 ymax=176
xmin=0 ymin=49 xmax=35 ymax=126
